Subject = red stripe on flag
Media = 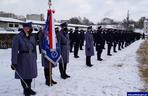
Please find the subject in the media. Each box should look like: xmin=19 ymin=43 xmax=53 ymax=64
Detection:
xmin=48 ymin=10 xmax=53 ymax=49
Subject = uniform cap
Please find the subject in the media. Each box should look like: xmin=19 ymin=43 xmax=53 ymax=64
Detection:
xmin=23 ymin=22 xmax=32 ymax=28
xmin=60 ymin=22 xmax=68 ymax=27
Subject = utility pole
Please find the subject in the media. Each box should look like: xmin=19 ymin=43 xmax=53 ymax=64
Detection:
xmin=126 ymin=10 xmax=130 ymax=31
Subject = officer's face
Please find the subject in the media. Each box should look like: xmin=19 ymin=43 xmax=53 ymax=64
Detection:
xmin=23 ymin=27 xmax=31 ymax=33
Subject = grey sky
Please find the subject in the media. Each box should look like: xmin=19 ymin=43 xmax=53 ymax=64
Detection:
xmin=0 ymin=0 xmax=148 ymax=23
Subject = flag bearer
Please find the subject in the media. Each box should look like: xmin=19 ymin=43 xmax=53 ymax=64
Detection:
xmin=38 ymin=28 xmax=57 ymax=86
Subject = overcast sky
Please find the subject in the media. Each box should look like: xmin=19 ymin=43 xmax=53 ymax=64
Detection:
xmin=0 ymin=0 xmax=148 ymax=23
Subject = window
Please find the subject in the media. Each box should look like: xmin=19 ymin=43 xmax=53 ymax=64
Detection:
xmin=15 ymin=24 xmax=19 ymax=27
xmin=9 ymin=23 xmax=13 ymax=27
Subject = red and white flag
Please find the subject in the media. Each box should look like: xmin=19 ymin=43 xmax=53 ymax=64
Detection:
xmin=48 ymin=9 xmax=56 ymax=50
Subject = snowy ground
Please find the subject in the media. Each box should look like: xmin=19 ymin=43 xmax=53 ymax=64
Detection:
xmin=0 ymin=40 xmax=144 ymax=96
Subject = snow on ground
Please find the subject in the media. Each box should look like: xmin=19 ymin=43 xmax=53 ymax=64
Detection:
xmin=0 ymin=40 xmax=144 ymax=96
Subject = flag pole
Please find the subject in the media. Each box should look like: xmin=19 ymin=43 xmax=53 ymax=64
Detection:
xmin=48 ymin=0 xmax=52 ymax=86
xmin=48 ymin=0 xmax=51 ymax=9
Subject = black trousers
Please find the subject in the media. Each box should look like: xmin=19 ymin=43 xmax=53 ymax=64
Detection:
xmin=118 ymin=42 xmax=121 ymax=50
xmin=79 ymin=41 xmax=84 ymax=50
xmin=103 ymin=41 xmax=105 ymax=49
xmin=20 ymin=79 xmax=32 ymax=89
xmin=125 ymin=41 xmax=128 ymax=47
xmin=74 ymin=44 xmax=79 ymax=57
xmin=113 ymin=42 xmax=117 ymax=52
xmin=121 ymin=41 xmax=124 ymax=48
xmin=86 ymin=56 xmax=91 ymax=65
xmin=59 ymin=63 xmax=67 ymax=76
xmin=107 ymin=44 xmax=112 ymax=55
xmin=97 ymin=49 xmax=103 ymax=59
xmin=44 ymin=68 xmax=52 ymax=83
xmin=70 ymin=41 xmax=74 ymax=52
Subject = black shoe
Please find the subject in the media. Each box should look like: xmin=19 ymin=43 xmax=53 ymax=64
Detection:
xmin=24 ymin=88 xmax=30 ymax=96
xmin=61 ymin=75 xmax=68 ymax=79
xmin=46 ymin=82 xmax=53 ymax=86
xmin=65 ymin=74 xmax=70 ymax=78
xmin=74 ymin=56 xmax=79 ymax=58
xmin=97 ymin=58 xmax=103 ymax=61
xmin=45 ymin=80 xmax=57 ymax=86
xmin=52 ymin=80 xmax=57 ymax=84
xmin=29 ymin=89 xmax=36 ymax=95
xmin=107 ymin=54 xmax=112 ymax=56
xmin=87 ymin=64 xmax=93 ymax=67
xmin=114 ymin=51 xmax=117 ymax=53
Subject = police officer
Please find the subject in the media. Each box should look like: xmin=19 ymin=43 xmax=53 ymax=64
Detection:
xmin=73 ymin=27 xmax=80 ymax=58
xmin=95 ymin=27 xmax=104 ymax=61
xmin=102 ymin=30 xmax=106 ymax=49
xmin=112 ymin=30 xmax=118 ymax=53
xmin=69 ymin=28 xmax=74 ymax=52
xmin=85 ymin=26 xmax=94 ymax=67
xmin=106 ymin=29 xmax=113 ymax=56
xmin=11 ymin=22 xmax=37 ymax=96
xmin=118 ymin=31 xmax=122 ymax=50
xmin=38 ymin=28 xmax=57 ymax=86
xmin=92 ymin=29 xmax=97 ymax=46
xmin=57 ymin=22 xmax=70 ymax=79
xmin=79 ymin=29 xmax=85 ymax=50
xmin=121 ymin=31 xmax=125 ymax=49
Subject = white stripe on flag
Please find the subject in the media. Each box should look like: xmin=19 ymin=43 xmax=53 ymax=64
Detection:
xmin=51 ymin=13 xmax=56 ymax=50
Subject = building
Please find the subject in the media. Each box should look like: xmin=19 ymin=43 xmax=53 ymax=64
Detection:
xmin=0 ymin=17 xmax=24 ymax=49
xmin=144 ymin=19 xmax=148 ymax=35
xmin=101 ymin=18 xmax=114 ymax=24
xmin=0 ymin=11 xmax=25 ymax=21
xmin=0 ymin=17 xmax=24 ymax=31
xmin=26 ymin=14 xmax=45 ymax=21
xmin=0 ymin=11 xmax=17 ymax=18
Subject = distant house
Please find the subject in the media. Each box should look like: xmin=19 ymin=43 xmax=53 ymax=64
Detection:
xmin=0 ymin=17 xmax=24 ymax=31
xmin=101 ymin=18 xmax=114 ymax=24
xmin=26 ymin=14 xmax=45 ymax=21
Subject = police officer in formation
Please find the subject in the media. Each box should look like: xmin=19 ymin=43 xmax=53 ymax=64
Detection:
xmin=106 ymin=29 xmax=113 ymax=56
xmin=73 ymin=27 xmax=80 ymax=58
xmin=79 ymin=29 xmax=85 ymax=50
xmin=11 ymin=22 xmax=37 ymax=96
xmin=93 ymin=27 xmax=142 ymax=58
xmin=121 ymin=31 xmax=125 ymax=49
xmin=112 ymin=30 xmax=118 ymax=53
xmin=38 ymin=28 xmax=57 ymax=87
xmin=57 ymin=22 xmax=71 ymax=79
xmin=95 ymin=26 xmax=104 ymax=61
xmin=85 ymin=26 xmax=94 ymax=67
xmin=69 ymin=28 xmax=74 ymax=52
xmin=102 ymin=30 xmax=106 ymax=49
